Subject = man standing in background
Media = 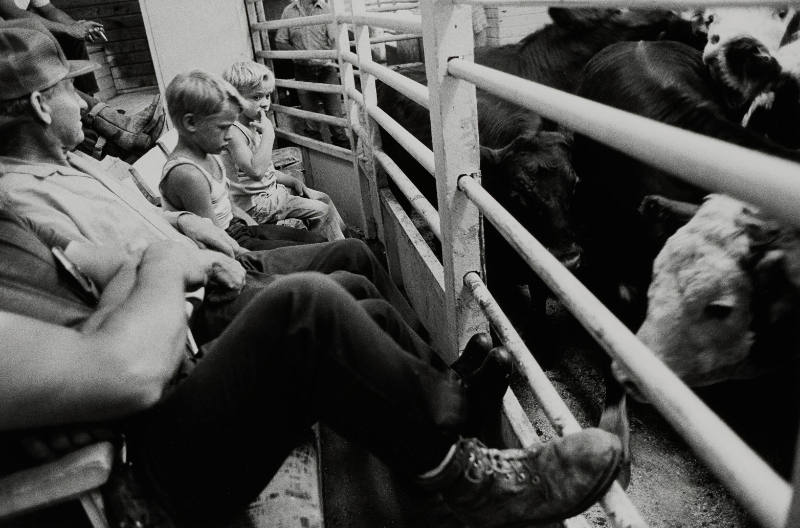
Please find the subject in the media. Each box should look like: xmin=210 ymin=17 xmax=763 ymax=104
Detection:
xmin=274 ymin=0 xmax=351 ymax=150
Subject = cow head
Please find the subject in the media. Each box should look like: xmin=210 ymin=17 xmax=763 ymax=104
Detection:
xmin=480 ymin=131 xmax=581 ymax=271
xmin=613 ymin=194 xmax=800 ymax=396
xmin=702 ymin=7 xmax=799 ymax=64
xmin=700 ymin=8 xmax=800 ymax=147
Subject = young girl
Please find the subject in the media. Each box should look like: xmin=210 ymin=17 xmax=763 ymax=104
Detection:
xmin=221 ymin=61 xmax=346 ymax=241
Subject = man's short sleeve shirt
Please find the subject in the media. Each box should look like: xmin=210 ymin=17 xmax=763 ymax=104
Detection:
xmin=275 ymin=0 xmax=335 ymax=60
xmin=0 ymin=209 xmax=93 ymax=329
xmin=0 ymin=153 xmax=195 ymax=248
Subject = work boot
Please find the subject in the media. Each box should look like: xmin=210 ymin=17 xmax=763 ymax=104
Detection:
xmin=451 ymin=332 xmax=495 ymax=379
xmin=420 ymin=431 xmax=622 ymax=527
xmin=451 ymin=333 xmax=514 ymax=446
xmin=463 ymin=346 xmax=514 ymax=447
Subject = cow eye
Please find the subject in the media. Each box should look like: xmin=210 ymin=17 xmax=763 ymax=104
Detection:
xmin=777 ymin=8 xmax=789 ymax=19
xmin=704 ymin=301 xmax=733 ymax=319
xmin=704 ymin=13 xmax=715 ymax=26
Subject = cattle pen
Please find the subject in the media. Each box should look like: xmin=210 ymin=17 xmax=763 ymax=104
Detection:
xmin=246 ymin=0 xmax=800 ymax=526
xmin=2 ymin=0 xmax=800 ymax=527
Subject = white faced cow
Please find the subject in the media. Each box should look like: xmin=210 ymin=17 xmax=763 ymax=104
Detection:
xmin=702 ymin=6 xmax=799 ymax=64
xmin=699 ymin=6 xmax=800 ymax=147
xmin=615 ymin=194 xmax=800 ymax=391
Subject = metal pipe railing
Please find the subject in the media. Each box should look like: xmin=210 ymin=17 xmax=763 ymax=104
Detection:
xmin=275 ymin=78 xmax=343 ymax=94
xmin=448 ymin=59 xmax=800 ymax=231
xmin=374 ymin=149 xmax=442 ymax=239
xmin=360 ymin=60 xmax=429 ymax=109
xmin=464 ymin=271 xmax=649 ymax=528
xmin=453 ymin=0 xmax=795 ymax=6
xmin=367 ymin=105 xmax=435 ymax=174
xmin=338 ymin=13 xmax=422 ymax=33
xmin=272 ymin=103 xmax=349 ymax=128
xmin=251 ymin=13 xmax=334 ymax=31
xmin=367 ymin=2 xmax=419 ymax=11
xmin=257 ymin=49 xmax=339 ymax=61
xmin=341 ymin=44 xmax=429 ymax=109
xmin=274 ymin=128 xmax=352 ymax=160
xmin=354 ymin=32 xmax=421 ymax=45
xmin=457 ymin=175 xmax=792 ymax=528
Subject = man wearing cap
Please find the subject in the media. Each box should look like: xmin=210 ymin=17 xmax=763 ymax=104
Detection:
xmin=0 ymin=18 xmax=431 ymax=344
xmin=0 ymin=17 xmax=624 ymax=528
xmin=0 ymin=0 xmax=166 ymax=157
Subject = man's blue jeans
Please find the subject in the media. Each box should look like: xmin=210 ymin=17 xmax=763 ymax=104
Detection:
xmin=192 ymin=239 xmax=428 ymax=345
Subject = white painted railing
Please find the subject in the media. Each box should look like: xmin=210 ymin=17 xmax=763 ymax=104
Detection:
xmin=246 ymin=1 xmax=800 ymax=526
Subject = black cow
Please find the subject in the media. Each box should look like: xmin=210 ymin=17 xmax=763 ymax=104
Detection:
xmin=571 ymin=40 xmax=800 ymax=328
xmin=571 ymin=39 xmax=800 ymax=487
xmin=377 ymin=9 xmax=702 ymax=348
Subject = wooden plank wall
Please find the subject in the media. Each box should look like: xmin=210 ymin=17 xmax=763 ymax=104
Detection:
xmin=485 ymin=6 xmax=550 ymax=46
xmin=59 ymin=0 xmax=157 ymax=97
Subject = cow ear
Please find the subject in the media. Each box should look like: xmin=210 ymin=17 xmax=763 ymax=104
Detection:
xmin=480 ymin=134 xmax=535 ymax=166
xmin=638 ymin=195 xmax=699 ymax=224
xmin=739 ymin=208 xmax=782 ymax=251
xmin=480 ymin=145 xmax=504 ymax=166
xmin=750 ymin=249 xmax=800 ymax=331
xmin=638 ymin=195 xmax=699 ymax=246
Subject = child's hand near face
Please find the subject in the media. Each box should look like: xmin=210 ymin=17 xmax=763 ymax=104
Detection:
xmin=250 ymin=109 xmax=275 ymax=144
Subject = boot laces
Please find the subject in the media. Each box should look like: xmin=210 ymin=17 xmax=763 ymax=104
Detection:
xmin=467 ymin=445 xmax=529 ymax=483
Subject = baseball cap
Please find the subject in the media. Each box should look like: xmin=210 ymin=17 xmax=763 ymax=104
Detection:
xmin=0 ymin=18 xmax=100 ymax=101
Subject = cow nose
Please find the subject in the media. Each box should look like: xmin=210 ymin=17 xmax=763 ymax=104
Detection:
xmin=709 ymin=34 xmax=719 ymax=44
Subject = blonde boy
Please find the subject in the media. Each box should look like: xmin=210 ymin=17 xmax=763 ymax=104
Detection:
xmin=222 ymin=61 xmax=345 ymax=241
xmin=161 ymin=70 xmax=325 ymax=251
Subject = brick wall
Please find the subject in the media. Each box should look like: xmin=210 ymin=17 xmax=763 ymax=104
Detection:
xmin=58 ymin=0 xmax=157 ymax=98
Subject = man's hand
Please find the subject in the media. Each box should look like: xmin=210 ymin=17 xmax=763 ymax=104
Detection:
xmin=177 ymin=214 xmax=243 ymax=258
xmin=67 ymin=19 xmax=104 ymax=41
xmin=197 ymin=249 xmax=246 ymax=294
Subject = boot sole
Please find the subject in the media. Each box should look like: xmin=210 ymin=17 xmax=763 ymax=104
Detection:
xmin=501 ymin=443 xmax=623 ymax=527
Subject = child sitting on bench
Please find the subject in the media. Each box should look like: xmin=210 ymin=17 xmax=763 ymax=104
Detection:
xmin=221 ymin=61 xmax=346 ymax=241
xmin=160 ymin=69 xmax=325 ymax=251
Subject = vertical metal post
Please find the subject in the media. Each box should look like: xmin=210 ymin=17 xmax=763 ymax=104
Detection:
xmin=351 ymin=0 xmax=386 ymax=240
xmin=420 ymin=0 xmax=487 ymax=359
xmin=330 ymin=0 xmax=372 ymax=235
xmin=246 ymin=0 xmax=281 ymax=115
xmin=245 ymin=0 xmax=264 ymax=64
xmin=785 ymin=410 xmax=800 ymax=527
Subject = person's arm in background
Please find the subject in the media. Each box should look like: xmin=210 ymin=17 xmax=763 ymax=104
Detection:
xmin=0 ymin=0 xmax=104 ymax=42
xmin=36 ymin=1 xmax=105 ymax=42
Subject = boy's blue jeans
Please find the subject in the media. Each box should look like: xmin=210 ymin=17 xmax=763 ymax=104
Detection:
xmin=129 ymin=272 xmax=466 ymax=522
